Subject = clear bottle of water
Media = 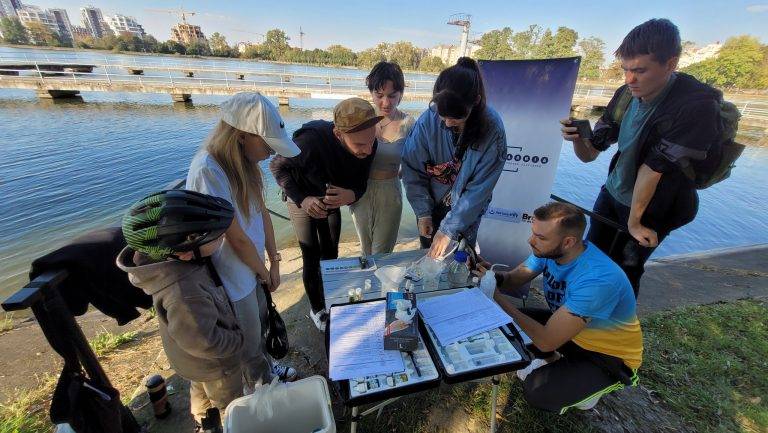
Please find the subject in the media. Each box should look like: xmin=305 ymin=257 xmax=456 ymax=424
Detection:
xmin=448 ymin=251 xmax=470 ymax=287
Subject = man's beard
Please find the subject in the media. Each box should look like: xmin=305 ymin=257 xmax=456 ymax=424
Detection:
xmin=533 ymin=245 xmax=565 ymax=260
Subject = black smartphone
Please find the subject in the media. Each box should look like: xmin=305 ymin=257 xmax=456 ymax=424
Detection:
xmin=569 ymin=119 xmax=593 ymax=140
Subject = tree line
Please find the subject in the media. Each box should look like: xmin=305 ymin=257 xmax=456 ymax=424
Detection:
xmin=0 ymin=18 xmax=446 ymax=72
xmin=682 ymin=36 xmax=768 ymax=89
xmin=472 ymin=24 xmax=606 ymax=79
xmin=3 ymin=16 xmax=766 ymax=88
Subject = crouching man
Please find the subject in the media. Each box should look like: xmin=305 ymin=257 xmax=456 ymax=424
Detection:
xmin=480 ymin=202 xmax=642 ymax=413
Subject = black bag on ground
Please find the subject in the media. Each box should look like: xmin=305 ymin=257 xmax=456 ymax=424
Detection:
xmin=50 ymin=364 xmax=140 ymax=433
xmin=261 ymin=284 xmax=289 ymax=359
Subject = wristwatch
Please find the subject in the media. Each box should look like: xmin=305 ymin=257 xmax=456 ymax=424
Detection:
xmin=268 ymin=252 xmax=282 ymax=262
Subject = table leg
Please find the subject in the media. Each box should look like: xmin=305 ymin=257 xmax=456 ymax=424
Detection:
xmin=490 ymin=375 xmax=500 ymax=433
xmin=351 ymin=406 xmax=359 ymax=433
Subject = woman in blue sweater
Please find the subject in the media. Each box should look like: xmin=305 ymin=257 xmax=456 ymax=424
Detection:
xmin=401 ymin=57 xmax=507 ymax=258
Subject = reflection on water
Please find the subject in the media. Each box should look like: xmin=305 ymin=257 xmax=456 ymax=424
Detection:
xmin=1 ymin=68 xmax=767 ymax=302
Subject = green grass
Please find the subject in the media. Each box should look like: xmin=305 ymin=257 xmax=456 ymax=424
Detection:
xmin=89 ymin=330 xmax=138 ymax=357
xmin=357 ymin=300 xmax=767 ymax=433
xmin=640 ymin=299 xmax=768 ymax=433
xmin=0 ymin=376 xmax=56 ymax=433
xmin=0 ymin=314 xmax=13 ymax=334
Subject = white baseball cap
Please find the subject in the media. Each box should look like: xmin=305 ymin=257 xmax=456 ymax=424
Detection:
xmin=219 ymin=92 xmax=301 ymax=157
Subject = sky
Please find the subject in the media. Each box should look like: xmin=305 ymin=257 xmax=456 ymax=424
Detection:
xmin=27 ymin=0 xmax=768 ymax=53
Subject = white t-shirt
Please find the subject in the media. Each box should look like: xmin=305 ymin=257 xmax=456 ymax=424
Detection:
xmin=186 ymin=151 xmax=266 ymax=302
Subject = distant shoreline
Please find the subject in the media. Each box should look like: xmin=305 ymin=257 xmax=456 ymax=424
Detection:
xmin=0 ymin=44 xmax=440 ymax=76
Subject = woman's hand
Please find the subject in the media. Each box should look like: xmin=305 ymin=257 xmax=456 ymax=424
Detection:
xmin=268 ymin=261 xmax=281 ymax=292
xmin=427 ymin=230 xmax=452 ymax=258
xmin=417 ymin=217 xmax=434 ymax=239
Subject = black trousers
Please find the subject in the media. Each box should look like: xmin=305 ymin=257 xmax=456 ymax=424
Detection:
xmin=587 ymin=186 xmax=669 ymax=297
xmin=418 ymin=202 xmax=451 ymax=249
xmin=286 ymin=201 xmax=341 ymax=313
xmin=519 ymin=308 xmax=637 ymax=414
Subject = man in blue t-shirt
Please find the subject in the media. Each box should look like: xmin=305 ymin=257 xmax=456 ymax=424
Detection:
xmin=480 ymin=202 xmax=643 ymax=414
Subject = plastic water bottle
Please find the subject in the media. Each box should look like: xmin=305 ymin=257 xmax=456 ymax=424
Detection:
xmin=448 ymin=251 xmax=470 ymax=287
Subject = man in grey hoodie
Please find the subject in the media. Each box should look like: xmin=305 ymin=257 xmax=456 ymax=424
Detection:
xmin=117 ymin=190 xmax=244 ymax=423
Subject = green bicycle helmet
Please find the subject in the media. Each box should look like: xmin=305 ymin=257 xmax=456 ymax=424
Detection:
xmin=122 ymin=189 xmax=234 ymax=260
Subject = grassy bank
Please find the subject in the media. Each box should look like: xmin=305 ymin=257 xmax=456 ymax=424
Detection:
xmin=2 ymin=299 xmax=765 ymax=433
xmin=355 ymin=299 xmax=768 ymax=433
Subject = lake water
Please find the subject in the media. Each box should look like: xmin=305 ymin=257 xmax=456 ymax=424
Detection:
xmin=1 ymin=47 xmax=767 ymax=301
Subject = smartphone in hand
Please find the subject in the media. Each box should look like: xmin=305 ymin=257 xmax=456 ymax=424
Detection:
xmin=569 ymin=119 xmax=593 ymax=140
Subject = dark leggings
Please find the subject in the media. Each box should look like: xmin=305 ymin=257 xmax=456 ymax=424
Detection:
xmin=518 ymin=308 xmax=637 ymax=414
xmin=286 ymin=201 xmax=341 ymax=313
xmin=587 ymin=186 xmax=669 ymax=297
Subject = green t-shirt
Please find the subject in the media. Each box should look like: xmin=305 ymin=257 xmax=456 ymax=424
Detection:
xmin=606 ymin=74 xmax=677 ymax=206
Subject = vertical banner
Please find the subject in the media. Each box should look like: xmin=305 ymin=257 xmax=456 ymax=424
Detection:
xmin=477 ymin=58 xmax=580 ymax=268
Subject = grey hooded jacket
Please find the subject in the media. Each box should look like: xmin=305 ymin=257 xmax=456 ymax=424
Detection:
xmin=116 ymin=247 xmax=243 ymax=382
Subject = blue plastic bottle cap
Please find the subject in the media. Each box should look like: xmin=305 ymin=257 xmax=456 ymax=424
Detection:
xmin=454 ymin=251 xmax=468 ymax=262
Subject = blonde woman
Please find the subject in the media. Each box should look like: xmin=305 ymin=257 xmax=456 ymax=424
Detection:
xmin=186 ymin=92 xmax=298 ymax=392
xmin=350 ymin=62 xmax=415 ymax=255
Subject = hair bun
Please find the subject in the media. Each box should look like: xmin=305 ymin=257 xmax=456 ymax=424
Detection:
xmin=456 ymin=57 xmax=479 ymax=70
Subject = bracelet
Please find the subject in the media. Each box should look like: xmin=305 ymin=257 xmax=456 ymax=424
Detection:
xmin=268 ymin=252 xmax=282 ymax=262
xmin=494 ymin=272 xmax=504 ymax=288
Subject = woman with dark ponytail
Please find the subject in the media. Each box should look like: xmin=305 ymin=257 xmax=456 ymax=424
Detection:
xmin=401 ymin=57 xmax=507 ymax=257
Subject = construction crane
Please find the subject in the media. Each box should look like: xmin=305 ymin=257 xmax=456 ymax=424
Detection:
xmin=299 ymin=26 xmax=306 ymax=50
xmin=447 ymin=13 xmax=471 ymax=58
xmin=146 ymin=8 xmax=197 ymax=24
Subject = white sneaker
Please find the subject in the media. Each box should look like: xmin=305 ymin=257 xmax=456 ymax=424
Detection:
xmin=309 ymin=308 xmax=328 ymax=332
xmin=574 ymin=394 xmax=601 ymax=410
xmin=272 ymin=363 xmax=298 ymax=382
xmin=516 ymin=358 xmax=549 ymax=381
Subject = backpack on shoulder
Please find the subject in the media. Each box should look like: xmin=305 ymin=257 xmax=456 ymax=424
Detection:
xmin=610 ymin=86 xmax=745 ymax=190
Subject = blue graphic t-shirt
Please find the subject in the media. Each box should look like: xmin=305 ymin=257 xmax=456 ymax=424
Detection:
xmin=523 ymin=241 xmax=643 ymax=369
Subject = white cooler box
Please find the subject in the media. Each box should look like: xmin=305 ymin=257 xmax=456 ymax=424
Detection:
xmin=225 ymin=375 xmax=336 ymax=433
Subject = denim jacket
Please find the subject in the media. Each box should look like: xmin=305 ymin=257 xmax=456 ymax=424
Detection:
xmin=401 ymin=107 xmax=507 ymax=243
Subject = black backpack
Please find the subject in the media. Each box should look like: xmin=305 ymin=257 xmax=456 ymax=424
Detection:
xmin=611 ymin=86 xmax=745 ymax=189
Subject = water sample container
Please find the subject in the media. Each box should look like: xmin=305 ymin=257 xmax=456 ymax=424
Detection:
xmin=447 ymin=251 xmax=470 ymax=287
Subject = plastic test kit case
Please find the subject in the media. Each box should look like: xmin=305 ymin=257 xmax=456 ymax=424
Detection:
xmin=325 ymin=299 xmax=441 ymax=407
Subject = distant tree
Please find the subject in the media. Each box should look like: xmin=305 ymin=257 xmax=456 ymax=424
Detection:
xmin=389 ymin=41 xmax=421 ymax=70
xmin=209 ymin=32 xmax=233 ymax=57
xmin=357 ymin=43 xmax=389 ymax=69
xmin=418 ymin=55 xmax=445 ymax=72
xmin=241 ymin=43 xmax=266 ymax=59
xmin=475 ymin=27 xmax=514 ymax=60
xmin=533 ymin=26 xmax=577 ymax=58
xmin=683 ymin=35 xmax=765 ymax=88
xmin=186 ymin=40 xmax=211 ymax=56
xmin=327 ymin=44 xmax=356 ymax=65
xmin=0 ymin=17 xmax=29 ymax=45
xmin=603 ymin=59 xmax=624 ymax=81
xmin=24 ymin=21 xmax=60 ymax=46
xmin=262 ymin=29 xmax=291 ymax=60
xmin=510 ymin=24 xmax=542 ymax=59
xmin=165 ymin=39 xmax=186 ymax=55
xmin=578 ymin=36 xmax=605 ymax=79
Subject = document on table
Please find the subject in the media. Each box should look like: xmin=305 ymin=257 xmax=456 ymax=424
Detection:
xmin=328 ymin=300 xmax=405 ymax=381
xmin=419 ymin=288 xmax=513 ymax=346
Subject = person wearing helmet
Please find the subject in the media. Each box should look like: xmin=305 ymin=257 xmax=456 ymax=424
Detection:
xmin=117 ymin=189 xmax=244 ymax=424
xmin=186 ymin=92 xmax=299 ymax=389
